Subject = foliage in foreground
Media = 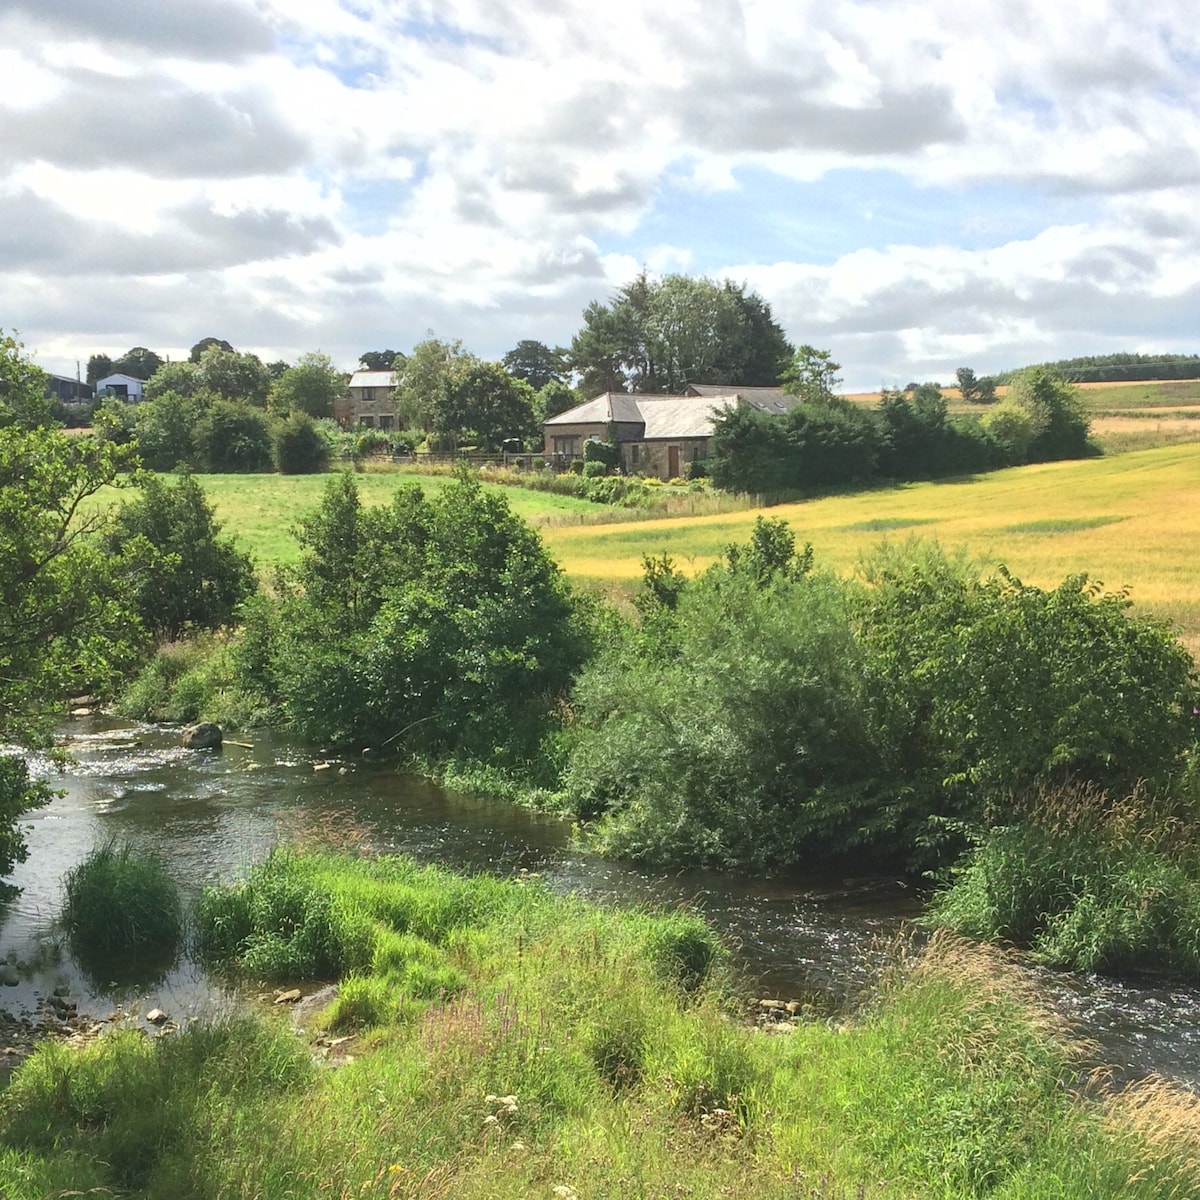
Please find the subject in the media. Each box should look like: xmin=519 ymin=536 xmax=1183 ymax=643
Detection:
xmin=5 ymin=858 xmax=1200 ymax=1199
xmin=0 ymin=331 xmax=142 ymax=886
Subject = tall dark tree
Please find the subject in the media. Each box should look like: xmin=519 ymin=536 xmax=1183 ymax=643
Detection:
xmin=502 ymin=340 xmax=567 ymax=391
xmin=190 ymin=337 xmax=235 ymax=363
xmin=86 ymin=354 xmax=114 ymax=387
xmin=569 ymin=273 xmax=793 ymax=395
xmin=452 ymin=361 xmax=537 ymax=450
xmin=112 ymin=347 xmax=164 ymax=381
xmin=358 ymin=350 xmax=404 ymax=371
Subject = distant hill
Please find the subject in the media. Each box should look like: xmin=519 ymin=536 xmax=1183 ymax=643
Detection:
xmin=993 ymin=353 xmax=1200 ymax=385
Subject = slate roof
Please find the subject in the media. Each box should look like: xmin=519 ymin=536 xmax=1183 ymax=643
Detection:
xmin=348 ymin=370 xmax=397 ymax=389
xmin=543 ymin=392 xmax=646 ymax=425
xmin=549 ymin=391 xmax=763 ymax=439
xmin=638 ymin=395 xmax=737 ymax=439
xmin=545 ymin=390 xmax=741 ymax=439
xmin=686 ymin=384 xmax=802 ymax=414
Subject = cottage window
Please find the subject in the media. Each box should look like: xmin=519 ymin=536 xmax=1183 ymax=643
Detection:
xmin=630 ymin=444 xmax=640 ymax=465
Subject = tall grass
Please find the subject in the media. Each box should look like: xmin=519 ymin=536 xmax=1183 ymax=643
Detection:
xmin=62 ymin=839 xmax=183 ymax=957
xmin=929 ymin=783 xmax=1200 ymax=978
xmin=61 ymin=840 xmax=184 ymax=987
xmin=8 ymin=884 xmax=1200 ymax=1198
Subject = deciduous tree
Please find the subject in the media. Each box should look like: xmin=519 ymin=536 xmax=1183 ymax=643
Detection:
xmin=0 ymin=334 xmax=140 ymax=886
xmin=268 ymin=352 xmax=345 ymax=419
xmin=103 ymin=472 xmax=256 ymax=643
xmin=502 ymin=340 xmax=567 ymax=390
xmin=569 ymin=274 xmax=793 ymax=395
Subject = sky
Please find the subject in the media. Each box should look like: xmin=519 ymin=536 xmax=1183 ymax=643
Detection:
xmin=3 ymin=0 xmax=1199 ymax=392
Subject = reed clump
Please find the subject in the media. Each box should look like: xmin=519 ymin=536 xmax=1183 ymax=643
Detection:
xmin=930 ymin=782 xmax=1200 ymax=978
xmin=61 ymin=838 xmax=183 ymax=961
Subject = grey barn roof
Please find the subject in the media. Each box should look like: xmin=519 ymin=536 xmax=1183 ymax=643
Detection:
xmin=543 ymin=391 xmax=645 ymax=426
xmin=546 ymin=386 xmax=800 ymax=440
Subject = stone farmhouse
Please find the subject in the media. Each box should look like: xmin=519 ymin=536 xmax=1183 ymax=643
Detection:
xmin=336 ymin=369 xmax=400 ymax=429
xmin=544 ymin=385 xmax=802 ymax=479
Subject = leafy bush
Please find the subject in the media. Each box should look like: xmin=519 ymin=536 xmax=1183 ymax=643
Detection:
xmin=583 ymin=438 xmax=620 ymax=470
xmin=566 ymin=530 xmax=884 ymax=869
xmin=565 ymin=529 xmax=1198 ymax=874
xmin=856 ymin=543 xmax=1198 ymax=862
xmin=193 ymin=400 xmax=273 ymax=472
xmin=103 ymin=472 xmax=256 ymax=643
xmin=63 ymin=840 xmax=183 ymax=960
xmin=710 ymin=400 xmax=881 ymax=495
xmin=0 ymin=757 xmax=52 ymax=894
xmin=581 ymin=459 xmax=606 ymax=478
xmin=273 ymin=412 xmax=330 ymax=474
xmin=234 ymin=473 xmax=590 ymax=763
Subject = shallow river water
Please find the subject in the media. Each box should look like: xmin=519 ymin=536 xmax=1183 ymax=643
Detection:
xmin=4 ymin=716 xmax=1200 ymax=1086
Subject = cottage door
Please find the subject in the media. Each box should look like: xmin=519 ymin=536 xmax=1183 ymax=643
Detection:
xmin=668 ymin=445 xmax=680 ymax=478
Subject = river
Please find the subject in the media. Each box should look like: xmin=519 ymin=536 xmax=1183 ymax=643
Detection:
xmin=4 ymin=715 xmax=1200 ymax=1087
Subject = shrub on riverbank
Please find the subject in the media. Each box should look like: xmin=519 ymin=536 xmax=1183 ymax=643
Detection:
xmin=564 ymin=530 xmax=1199 ymax=872
xmin=7 ymin=870 xmax=1200 ymax=1198
xmin=229 ymin=472 xmax=592 ymax=765
xmin=929 ymin=783 xmax=1200 ymax=976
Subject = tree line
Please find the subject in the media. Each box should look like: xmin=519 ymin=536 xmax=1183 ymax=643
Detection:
xmin=992 ymin=352 xmax=1200 ymax=385
xmin=709 ymin=356 xmax=1093 ymax=496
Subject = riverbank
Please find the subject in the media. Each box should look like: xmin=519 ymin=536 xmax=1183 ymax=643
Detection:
xmin=3 ymin=851 xmax=1200 ymax=1198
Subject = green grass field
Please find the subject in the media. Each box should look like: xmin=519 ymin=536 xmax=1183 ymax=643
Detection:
xmin=164 ymin=442 xmax=1200 ymax=640
xmin=180 ymin=469 xmax=601 ymax=566
xmin=110 ymin=379 xmax=1200 ymax=641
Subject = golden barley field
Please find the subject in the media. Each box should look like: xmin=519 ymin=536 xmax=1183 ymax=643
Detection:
xmin=542 ymin=442 xmax=1200 ymax=642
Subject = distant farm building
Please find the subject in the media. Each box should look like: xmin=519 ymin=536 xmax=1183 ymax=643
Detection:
xmin=95 ymin=373 xmax=146 ymax=401
xmin=44 ymin=373 xmax=94 ymax=404
xmin=544 ymin=385 xmax=802 ymax=479
xmin=338 ymin=370 xmax=400 ymax=429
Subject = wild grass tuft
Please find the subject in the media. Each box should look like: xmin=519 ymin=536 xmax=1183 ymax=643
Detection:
xmin=62 ymin=838 xmax=183 ymax=961
xmin=930 ymin=783 xmax=1200 ymax=978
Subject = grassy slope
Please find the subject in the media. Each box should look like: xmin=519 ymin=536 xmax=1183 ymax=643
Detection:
xmin=542 ymin=442 xmax=1200 ymax=639
xmin=191 ymin=468 xmax=600 ymax=566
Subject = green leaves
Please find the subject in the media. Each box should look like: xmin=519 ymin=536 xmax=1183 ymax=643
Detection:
xmin=104 ymin=472 xmax=256 ymax=643
xmin=247 ymin=473 xmax=588 ymax=762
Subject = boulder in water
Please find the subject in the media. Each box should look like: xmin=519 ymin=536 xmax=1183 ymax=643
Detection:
xmin=182 ymin=723 xmax=222 ymax=750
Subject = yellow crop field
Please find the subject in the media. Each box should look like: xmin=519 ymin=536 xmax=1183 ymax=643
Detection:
xmin=543 ymin=442 xmax=1200 ymax=641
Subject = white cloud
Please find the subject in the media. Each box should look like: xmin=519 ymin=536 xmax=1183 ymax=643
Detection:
xmin=3 ymin=0 xmax=1199 ymax=387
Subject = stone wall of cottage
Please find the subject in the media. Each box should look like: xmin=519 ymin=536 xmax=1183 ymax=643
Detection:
xmin=623 ymin=438 xmax=710 ymax=480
